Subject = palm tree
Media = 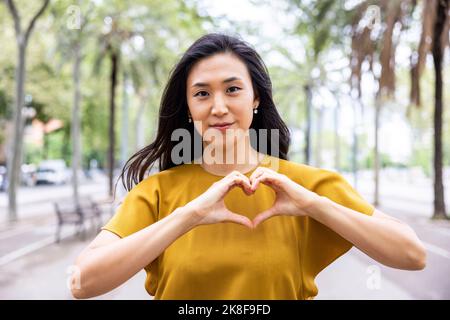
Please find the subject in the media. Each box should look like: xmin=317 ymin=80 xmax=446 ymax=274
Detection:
xmin=95 ymin=15 xmax=134 ymax=197
xmin=349 ymin=0 xmax=416 ymax=206
xmin=95 ymin=0 xmax=207 ymax=196
xmin=51 ymin=0 xmax=96 ymax=208
xmin=285 ymin=0 xmax=351 ymax=166
xmin=410 ymin=0 xmax=449 ymax=219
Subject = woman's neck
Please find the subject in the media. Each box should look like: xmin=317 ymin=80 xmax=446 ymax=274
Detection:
xmin=200 ymin=139 xmax=265 ymax=176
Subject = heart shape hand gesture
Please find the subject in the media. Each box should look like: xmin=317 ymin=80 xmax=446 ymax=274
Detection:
xmin=184 ymin=167 xmax=320 ymax=229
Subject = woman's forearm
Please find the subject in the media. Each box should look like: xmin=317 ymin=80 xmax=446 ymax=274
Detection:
xmin=72 ymin=206 xmax=199 ymax=299
xmin=305 ymin=196 xmax=426 ymax=270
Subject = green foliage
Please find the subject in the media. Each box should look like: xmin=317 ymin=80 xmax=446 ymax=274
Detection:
xmin=0 ymin=0 xmax=210 ymax=170
xmin=1 ymin=0 xmax=449 ymax=179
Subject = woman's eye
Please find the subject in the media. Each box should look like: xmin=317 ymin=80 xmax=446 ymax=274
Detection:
xmin=194 ymin=91 xmax=209 ymax=97
xmin=227 ymin=86 xmax=241 ymax=93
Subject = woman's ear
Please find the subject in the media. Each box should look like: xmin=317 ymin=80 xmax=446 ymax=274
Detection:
xmin=253 ymin=97 xmax=260 ymax=108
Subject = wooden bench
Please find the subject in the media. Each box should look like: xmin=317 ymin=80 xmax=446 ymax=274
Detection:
xmin=53 ymin=197 xmax=104 ymax=243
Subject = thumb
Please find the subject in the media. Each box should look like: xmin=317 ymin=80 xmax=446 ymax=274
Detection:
xmin=224 ymin=211 xmax=254 ymax=229
xmin=252 ymin=206 xmax=277 ymax=228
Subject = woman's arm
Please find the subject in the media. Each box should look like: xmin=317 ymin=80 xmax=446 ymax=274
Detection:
xmin=304 ymin=197 xmax=427 ymax=271
xmin=71 ymin=170 xmax=254 ymax=299
xmin=71 ymin=206 xmax=199 ymax=299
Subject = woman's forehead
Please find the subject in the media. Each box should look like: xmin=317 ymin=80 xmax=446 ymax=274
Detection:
xmin=187 ymin=53 xmax=251 ymax=85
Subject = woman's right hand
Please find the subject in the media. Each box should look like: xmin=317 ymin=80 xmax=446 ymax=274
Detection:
xmin=183 ymin=170 xmax=254 ymax=228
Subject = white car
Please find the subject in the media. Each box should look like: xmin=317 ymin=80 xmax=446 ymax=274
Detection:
xmin=36 ymin=160 xmax=69 ymax=185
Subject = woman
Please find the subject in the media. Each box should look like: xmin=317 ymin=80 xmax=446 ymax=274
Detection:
xmin=71 ymin=33 xmax=426 ymax=300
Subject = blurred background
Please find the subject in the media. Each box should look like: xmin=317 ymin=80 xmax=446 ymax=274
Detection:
xmin=0 ymin=0 xmax=449 ymax=300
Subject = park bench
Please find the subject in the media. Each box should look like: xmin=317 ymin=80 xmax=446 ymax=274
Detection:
xmin=53 ymin=197 xmax=104 ymax=243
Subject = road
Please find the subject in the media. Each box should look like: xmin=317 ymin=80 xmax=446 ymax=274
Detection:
xmin=0 ymin=173 xmax=120 ymax=226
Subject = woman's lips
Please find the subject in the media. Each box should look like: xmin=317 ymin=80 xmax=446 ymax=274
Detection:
xmin=210 ymin=122 xmax=234 ymax=131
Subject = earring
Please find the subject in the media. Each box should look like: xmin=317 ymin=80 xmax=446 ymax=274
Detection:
xmin=188 ymin=116 xmax=192 ymax=123
xmin=253 ymin=108 xmax=258 ymax=114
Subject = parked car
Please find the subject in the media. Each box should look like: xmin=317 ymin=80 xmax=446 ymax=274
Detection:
xmin=21 ymin=163 xmax=37 ymax=186
xmin=0 ymin=164 xmax=37 ymax=190
xmin=0 ymin=165 xmax=7 ymax=192
xmin=35 ymin=160 xmax=69 ymax=185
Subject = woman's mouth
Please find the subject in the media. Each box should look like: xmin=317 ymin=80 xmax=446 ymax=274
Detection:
xmin=210 ymin=122 xmax=235 ymax=131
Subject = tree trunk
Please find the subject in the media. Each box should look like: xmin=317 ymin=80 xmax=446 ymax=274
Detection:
xmin=315 ymin=105 xmax=323 ymax=168
xmin=120 ymin=72 xmax=129 ymax=168
xmin=5 ymin=0 xmax=50 ymax=223
xmin=135 ymin=93 xmax=147 ymax=151
xmin=334 ymin=98 xmax=340 ymax=171
xmin=7 ymin=42 xmax=27 ymax=222
xmin=352 ymin=100 xmax=359 ymax=189
xmin=43 ymin=130 xmax=48 ymax=159
xmin=72 ymin=42 xmax=82 ymax=206
xmin=108 ymin=51 xmax=119 ymax=197
xmin=304 ymin=85 xmax=312 ymax=165
xmin=374 ymin=97 xmax=381 ymax=207
xmin=431 ymin=0 xmax=448 ymax=219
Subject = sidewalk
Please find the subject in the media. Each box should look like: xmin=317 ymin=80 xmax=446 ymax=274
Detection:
xmin=316 ymin=248 xmax=415 ymax=299
xmin=0 ymin=231 xmax=150 ymax=300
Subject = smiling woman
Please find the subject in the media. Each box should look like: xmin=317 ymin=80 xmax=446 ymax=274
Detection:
xmin=186 ymin=52 xmax=262 ymax=174
xmin=70 ymin=33 xmax=426 ymax=300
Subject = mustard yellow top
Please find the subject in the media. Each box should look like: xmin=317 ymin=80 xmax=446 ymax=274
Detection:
xmin=102 ymin=155 xmax=374 ymax=300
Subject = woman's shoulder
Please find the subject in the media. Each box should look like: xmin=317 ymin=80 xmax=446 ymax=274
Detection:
xmin=135 ymin=162 xmax=195 ymax=189
xmin=273 ymin=156 xmax=344 ymax=189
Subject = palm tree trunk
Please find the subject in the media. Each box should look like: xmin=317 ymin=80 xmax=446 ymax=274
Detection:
xmin=431 ymin=0 xmax=448 ymax=219
xmin=334 ymin=98 xmax=340 ymax=171
xmin=304 ymin=84 xmax=312 ymax=165
xmin=374 ymin=97 xmax=381 ymax=207
xmin=43 ymin=128 xmax=48 ymax=159
xmin=315 ymin=105 xmax=323 ymax=168
xmin=72 ymin=42 xmax=82 ymax=206
xmin=352 ymin=99 xmax=361 ymax=189
xmin=120 ymin=72 xmax=129 ymax=168
xmin=135 ymin=93 xmax=147 ymax=151
xmin=108 ymin=51 xmax=119 ymax=197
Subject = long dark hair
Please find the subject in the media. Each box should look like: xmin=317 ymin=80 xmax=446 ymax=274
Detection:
xmin=119 ymin=33 xmax=291 ymax=192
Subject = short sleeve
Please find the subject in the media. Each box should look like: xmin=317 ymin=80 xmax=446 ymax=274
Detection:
xmin=301 ymin=169 xmax=375 ymax=280
xmin=101 ymin=178 xmax=159 ymax=239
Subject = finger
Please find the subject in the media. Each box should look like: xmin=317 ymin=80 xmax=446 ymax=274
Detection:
xmin=220 ymin=173 xmax=241 ymax=189
xmin=251 ymin=177 xmax=260 ymax=191
xmin=228 ymin=174 xmax=252 ymax=194
xmin=235 ymin=172 xmax=252 ymax=190
xmin=224 ymin=212 xmax=254 ymax=229
xmin=252 ymin=207 xmax=277 ymax=228
xmin=249 ymin=167 xmax=277 ymax=181
xmin=252 ymin=172 xmax=284 ymax=192
xmin=229 ymin=176 xmax=247 ymax=190
xmin=249 ymin=167 xmax=264 ymax=183
xmin=251 ymin=172 xmax=273 ymax=191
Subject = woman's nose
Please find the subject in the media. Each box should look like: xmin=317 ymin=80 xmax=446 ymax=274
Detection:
xmin=211 ymin=95 xmax=228 ymax=116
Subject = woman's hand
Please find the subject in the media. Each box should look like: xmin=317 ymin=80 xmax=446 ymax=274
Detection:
xmin=184 ymin=170 xmax=254 ymax=228
xmin=249 ymin=167 xmax=320 ymax=227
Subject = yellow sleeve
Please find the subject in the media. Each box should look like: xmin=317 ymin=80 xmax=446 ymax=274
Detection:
xmin=301 ymin=169 xmax=374 ymax=278
xmin=101 ymin=178 xmax=159 ymax=239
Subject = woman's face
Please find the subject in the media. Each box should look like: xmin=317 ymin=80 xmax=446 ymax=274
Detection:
xmin=186 ymin=52 xmax=259 ymax=148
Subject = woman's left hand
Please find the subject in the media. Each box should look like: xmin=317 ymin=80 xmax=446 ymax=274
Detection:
xmin=249 ymin=167 xmax=320 ymax=227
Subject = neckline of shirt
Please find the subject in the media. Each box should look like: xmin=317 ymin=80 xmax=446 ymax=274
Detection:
xmin=192 ymin=153 xmax=271 ymax=178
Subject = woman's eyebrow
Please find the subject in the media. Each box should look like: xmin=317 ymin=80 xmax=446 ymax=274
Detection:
xmin=191 ymin=76 xmax=242 ymax=88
